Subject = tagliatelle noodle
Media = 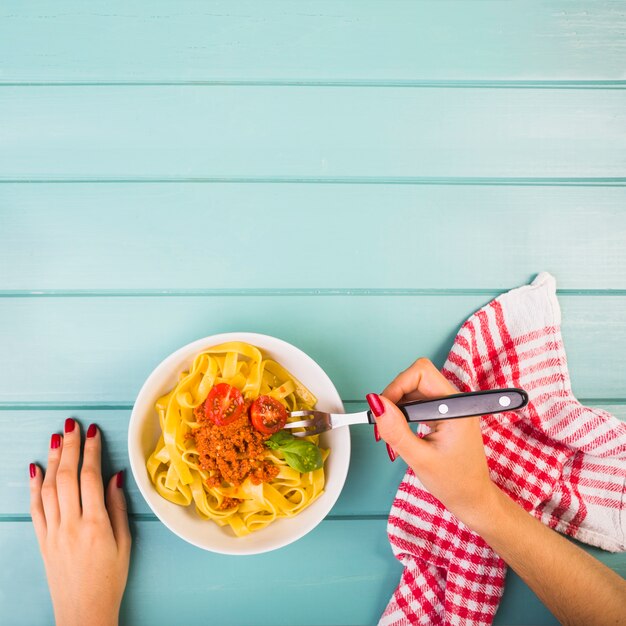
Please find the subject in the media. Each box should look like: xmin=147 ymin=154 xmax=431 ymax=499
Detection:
xmin=146 ymin=342 xmax=327 ymax=536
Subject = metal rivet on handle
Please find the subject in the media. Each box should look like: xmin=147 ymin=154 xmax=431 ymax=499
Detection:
xmin=438 ymin=403 xmax=449 ymax=414
xmin=499 ymin=396 xmax=511 ymax=407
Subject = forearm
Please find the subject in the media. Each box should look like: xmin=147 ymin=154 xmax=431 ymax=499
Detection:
xmin=463 ymin=486 xmax=626 ymax=626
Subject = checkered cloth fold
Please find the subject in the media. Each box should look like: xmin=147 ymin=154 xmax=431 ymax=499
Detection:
xmin=380 ymin=272 xmax=626 ymax=626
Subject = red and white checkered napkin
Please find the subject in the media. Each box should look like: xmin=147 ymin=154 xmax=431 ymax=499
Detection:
xmin=380 ymin=272 xmax=626 ymax=626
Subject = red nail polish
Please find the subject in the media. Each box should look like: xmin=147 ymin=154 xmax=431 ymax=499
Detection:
xmin=116 ymin=470 xmax=124 ymax=489
xmin=373 ymin=423 xmax=381 ymax=442
xmin=87 ymin=423 xmax=97 ymax=438
xmin=64 ymin=418 xmax=75 ymax=433
xmin=386 ymin=443 xmax=397 ymax=462
xmin=50 ymin=433 xmax=61 ymax=449
xmin=29 ymin=463 xmax=36 ymax=479
xmin=366 ymin=393 xmax=385 ymax=418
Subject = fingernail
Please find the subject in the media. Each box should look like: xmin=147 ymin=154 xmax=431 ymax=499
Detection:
xmin=29 ymin=463 xmax=36 ymax=479
xmin=50 ymin=433 xmax=61 ymax=449
xmin=64 ymin=418 xmax=75 ymax=433
xmin=386 ymin=443 xmax=397 ymax=462
xmin=87 ymin=423 xmax=97 ymax=439
xmin=373 ymin=423 xmax=381 ymax=442
xmin=366 ymin=393 xmax=385 ymax=418
xmin=116 ymin=470 xmax=124 ymax=489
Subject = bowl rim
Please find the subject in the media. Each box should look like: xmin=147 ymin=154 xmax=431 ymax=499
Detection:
xmin=128 ymin=331 xmax=351 ymax=555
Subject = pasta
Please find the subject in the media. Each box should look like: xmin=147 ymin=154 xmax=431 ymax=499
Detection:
xmin=146 ymin=342 xmax=329 ymax=536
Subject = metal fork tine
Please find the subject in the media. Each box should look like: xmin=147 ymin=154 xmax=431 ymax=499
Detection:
xmin=292 ymin=425 xmax=327 ymax=437
xmin=284 ymin=409 xmax=332 ymax=436
xmin=293 ymin=424 xmax=330 ymax=437
xmin=283 ymin=419 xmax=317 ymax=429
xmin=289 ymin=410 xmax=326 ymax=419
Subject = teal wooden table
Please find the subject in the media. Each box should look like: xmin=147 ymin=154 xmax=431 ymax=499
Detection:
xmin=1 ymin=2 xmax=625 ymax=624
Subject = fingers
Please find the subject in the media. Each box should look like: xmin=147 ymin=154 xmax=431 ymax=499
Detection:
xmin=382 ymin=357 xmax=457 ymax=404
xmin=41 ymin=432 xmax=63 ymax=527
xmin=106 ymin=472 xmax=131 ymax=555
xmin=55 ymin=418 xmax=82 ymax=520
xmin=80 ymin=424 xmax=106 ymax=519
xmin=367 ymin=394 xmax=429 ymax=466
xmin=29 ymin=463 xmax=46 ymax=545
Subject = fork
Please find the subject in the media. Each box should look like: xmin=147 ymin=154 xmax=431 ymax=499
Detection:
xmin=284 ymin=388 xmax=528 ymax=436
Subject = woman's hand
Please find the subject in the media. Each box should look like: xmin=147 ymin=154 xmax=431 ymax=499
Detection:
xmin=29 ymin=419 xmax=131 ymax=626
xmin=368 ymin=358 xmax=626 ymax=625
xmin=367 ymin=357 xmax=498 ymax=525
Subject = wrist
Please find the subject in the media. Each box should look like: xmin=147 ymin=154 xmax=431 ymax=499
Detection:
xmin=54 ymin=604 xmax=119 ymax=626
xmin=452 ymin=482 xmax=506 ymax=535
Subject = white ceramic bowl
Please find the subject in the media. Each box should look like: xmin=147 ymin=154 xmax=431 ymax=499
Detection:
xmin=128 ymin=332 xmax=350 ymax=555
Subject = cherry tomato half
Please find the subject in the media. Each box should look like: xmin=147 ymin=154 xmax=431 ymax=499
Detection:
xmin=250 ymin=395 xmax=288 ymax=435
xmin=204 ymin=383 xmax=246 ymax=426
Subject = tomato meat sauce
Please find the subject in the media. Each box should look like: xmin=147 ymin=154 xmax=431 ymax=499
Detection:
xmin=192 ymin=385 xmax=280 ymax=509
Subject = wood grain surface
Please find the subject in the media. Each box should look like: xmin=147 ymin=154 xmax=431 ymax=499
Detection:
xmin=2 ymin=87 xmax=625 ymax=180
xmin=1 ymin=1 xmax=625 ymax=83
xmin=1 ymin=184 xmax=626 ymax=291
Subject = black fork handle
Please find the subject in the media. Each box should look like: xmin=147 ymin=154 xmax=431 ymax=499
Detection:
xmin=367 ymin=388 xmax=528 ymax=423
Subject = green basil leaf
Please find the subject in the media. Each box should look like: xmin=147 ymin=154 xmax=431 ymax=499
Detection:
xmin=265 ymin=430 xmax=323 ymax=473
xmin=281 ymin=446 xmax=323 ymax=473
xmin=266 ymin=430 xmax=293 ymax=449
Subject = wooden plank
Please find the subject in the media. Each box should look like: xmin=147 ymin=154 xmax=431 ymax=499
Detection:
xmin=2 ymin=87 xmax=625 ymax=179
xmin=1 ymin=295 xmax=624 ymax=402
xmin=2 ymin=184 xmax=626 ymax=291
xmin=0 ymin=295 xmax=624 ymax=403
xmin=5 ymin=406 xmax=626 ymax=518
xmin=1 ymin=1 xmax=625 ymax=83
xmin=2 ymin=520 xmax=624 ymax=625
